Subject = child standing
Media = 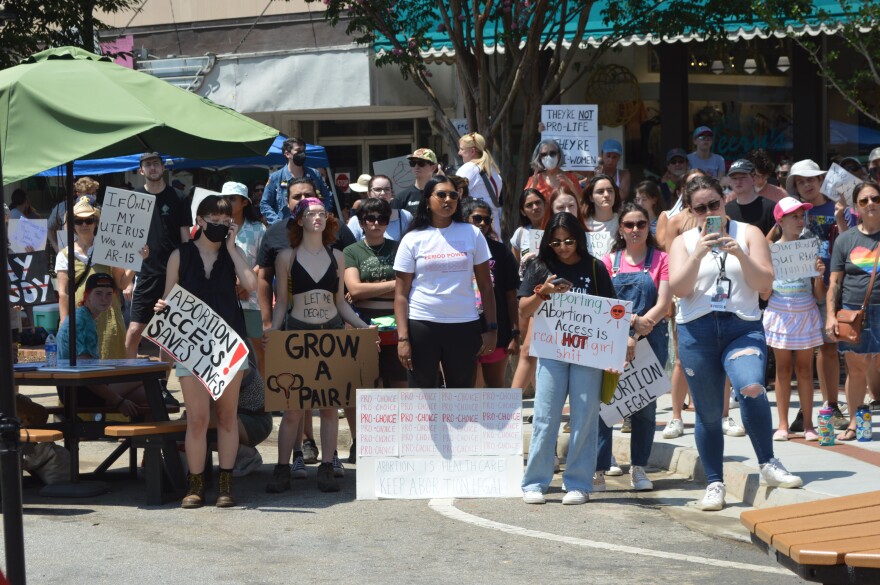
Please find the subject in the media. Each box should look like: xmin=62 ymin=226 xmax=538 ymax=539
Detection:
xmin=762 ymin=197 xmax=825 ymax=441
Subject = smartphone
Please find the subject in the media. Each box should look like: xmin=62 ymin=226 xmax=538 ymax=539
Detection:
xmin=551 ymin=277 xmax=573 ymax=287
xmin=706 ymin=215 xmax=722 ymax=248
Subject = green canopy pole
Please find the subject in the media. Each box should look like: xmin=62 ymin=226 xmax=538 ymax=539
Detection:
xmin=66 ymin=162 xmax=76 ymax=366
xmin=0 ymin=155 xmax=28 ymax=584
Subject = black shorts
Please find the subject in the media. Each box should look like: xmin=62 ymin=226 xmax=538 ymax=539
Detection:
xmin=130 ymin=275 xmax=165 ymax=325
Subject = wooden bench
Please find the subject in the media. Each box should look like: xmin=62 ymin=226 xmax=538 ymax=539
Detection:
xmin=19 ymin=429 xmax=62 ymax=443
xmin=45 ymin=404 xmax=180 ymax=420
xmin=741 ymin=491 xmax=880 ymax=584
xmin=105 ymin=420 xmax=215 ymax=505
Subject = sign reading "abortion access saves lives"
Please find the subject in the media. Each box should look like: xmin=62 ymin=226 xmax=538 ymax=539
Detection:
xmin=529 ymin=291 xmax=632 ymax=371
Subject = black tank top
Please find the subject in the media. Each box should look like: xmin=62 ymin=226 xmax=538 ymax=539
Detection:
xmin=288 ymin=246 xmax=338 ymax=297
xmin=178 ymin=241 xmax=247 ymax=339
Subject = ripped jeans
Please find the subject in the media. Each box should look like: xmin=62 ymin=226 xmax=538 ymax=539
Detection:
xmin=677 ymin=312 xmax=774 ymax=484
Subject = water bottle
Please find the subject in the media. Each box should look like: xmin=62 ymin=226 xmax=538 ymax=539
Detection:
xmin=856 ymin=405 xmax=873 ymax=442
xmin=44 ymin=333 xmax=57 ymax=367
xmin=817 ymin=406 xmax=835 ymax=446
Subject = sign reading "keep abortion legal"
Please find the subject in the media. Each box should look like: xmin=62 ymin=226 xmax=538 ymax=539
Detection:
xmin=264 ymin=329 xmax=379 ymax=411
xmin=599 ymin=339 xmax=671 ymax=426
xmin=529 ymin=291 xmax=632 ymax=371
xmin=145 ymin=284 xmax=248 ymax=400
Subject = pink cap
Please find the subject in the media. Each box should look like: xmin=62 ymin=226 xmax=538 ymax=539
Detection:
xmin=774 ymin=196 xmax=813 ymax=223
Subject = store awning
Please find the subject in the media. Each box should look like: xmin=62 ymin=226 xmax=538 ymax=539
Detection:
xmin=375 ymin=0 xmax=861 ymax=58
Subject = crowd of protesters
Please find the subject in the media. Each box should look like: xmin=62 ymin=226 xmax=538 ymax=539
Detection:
xmin=8 ymin=132 xmax=880 ymax=512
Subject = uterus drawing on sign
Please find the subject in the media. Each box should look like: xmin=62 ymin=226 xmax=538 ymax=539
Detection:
xmin=266 ymin=372 xmax=303 ymax=404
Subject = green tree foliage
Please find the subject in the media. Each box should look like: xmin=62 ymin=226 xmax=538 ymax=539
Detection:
xmin=0 ymin=0 xmax=138 ymax=68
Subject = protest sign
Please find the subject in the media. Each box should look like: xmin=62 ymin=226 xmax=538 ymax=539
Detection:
xmin=94 ymin=187 xmax=155 ymax=271
xmin=770 ymin=238 xmax=820 ymax=280
xmin=451 ymin=118 xmax=469 ymax=137
xmin=264 ymin=328 xmax=379 ymax=410
xmin=8 ymin=218 xmax=48 ymax=253
xmin=7 ymin=252 xmax=56 ymax=307
xmin=587 ymin=231 xmax=614 ymax=259
xmin=821 ymin=163 xmax=860 ymax=207
xmin=541 ymin=104 xmax=599 ymax=171
xmin=528 ymin=229 xmax=544 ymax=254
xmin=145 ymin=284 xmax=248 ymax=400
xmin=529 ymin=291 xmax=632 ymax=371
xmin=373 ymin=155 xmax=415 ymax=196
xmin=357 ymin=388 xmax=523 ymax=500
xmin=599 ymin=339 xmax=671 ymax=426
xmin=190 ymin=187 xmax=222 ymax=224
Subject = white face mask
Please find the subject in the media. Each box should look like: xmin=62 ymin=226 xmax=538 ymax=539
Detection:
xmin=541 ymin=155 xmax=559 ymax=170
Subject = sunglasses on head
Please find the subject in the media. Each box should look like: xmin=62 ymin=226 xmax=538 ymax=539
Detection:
xmin=432 ymin=190 xmax=459 ymax=201
xmin=690 ymin=199 xmax=723 ymax=215
xmin=622 ymin=220 xmax=648 ymax=230
xmin=74 ymin=217 xmax=96 ymax=226
xmin=857 ymin=194 xmax=880 ymax=208
xmin=409 ymin=160 xmax=431 ymax=168
xmin=470 ymin=214 xmax=492 ymax=225
xmin=363 ymin=214 xmax=390 ymax=225
xmin=549 ymin=238 xmax=577 ymax=248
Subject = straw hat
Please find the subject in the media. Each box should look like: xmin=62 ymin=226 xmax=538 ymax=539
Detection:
xmin=350 ymin=174 xmax=371 ymax=193
xmin=73 ymin=195 xmax=100 ymax=218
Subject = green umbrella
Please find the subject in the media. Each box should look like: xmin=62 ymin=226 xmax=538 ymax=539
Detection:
xmin=0 ymin=46 xmax=278 ymax=184
xmin=0 ymin=47 xmax=278 ymax=585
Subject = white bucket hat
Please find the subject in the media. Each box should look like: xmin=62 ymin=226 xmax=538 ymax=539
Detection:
xmin=221 ymin=181 xmax=248 ymax=198
xmin=785 ymin=159 xmax=825 ymax=197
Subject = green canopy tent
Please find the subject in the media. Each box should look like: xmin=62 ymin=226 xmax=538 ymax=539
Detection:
xmin=0 ymin=46 xmax=278 ymax=584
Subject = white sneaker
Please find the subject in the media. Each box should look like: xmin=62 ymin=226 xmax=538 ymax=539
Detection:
xmin=232 ymin=444 xmax=263 ymax=477
xmin=562 ymin=490 xmax=589 ymax=505
xmin=722 ymin=416 xmax=746 ymax=437
xmin=607 ymin=455 xmax=623 ymax=476
xmin=630 ymin=465 xmax=653 ymax=491
xmin=592 ymin=472 xmax=607 ymax=492
xmin=662 ymin=419 xmax=684 ymax=439
xmin=729 ymin=394 xmax=740 ymax=410
xmin=760 ymin=457 xmax=803 ymax=488
xmin=696 ymin=482 xmax=726 ymax=511
xmin=522 ymin=491 xmax=546 ymax=504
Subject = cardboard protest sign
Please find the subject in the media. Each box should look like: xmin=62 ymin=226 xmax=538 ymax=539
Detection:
xmin=529 ymin=291 xmax=632 ymax=371
xmin=8 ymin=218 xmax=48 ymax=253
xmin=600 ymin=339 xmax=671 ymax=426
xmin=94 ymin=187 xmax=155 ymax=271
xmin=356 ymin=388 xmax=523 ymax=500
xmin=264 ymin=328 xmax=379 ymax=410
xmin=7 ymin=252 xmax=56 ymax=307
xmin=821 ymin=163 xmax=860 ymax=207
xmin=770 ymin=238 xmax=820 ymax=281
xmin=373 ymin=155 xmax=415 ymax=196
xmin=145 ymin=284 xmax=248 ymax=400
xmin=540 ymin=104 xmax=599 ymax=171
xmin=587 ymin=231 xmax=614 ymax=259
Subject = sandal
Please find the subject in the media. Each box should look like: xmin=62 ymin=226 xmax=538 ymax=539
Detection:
xmin=837 ymin=428 xmax=857 ymax=442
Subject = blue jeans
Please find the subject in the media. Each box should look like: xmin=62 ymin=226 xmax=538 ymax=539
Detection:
xmin=597 ymin=324 xmax=668 ymax=470
xmin=522 ymin=358 xmax=602 ymax=493
xmin=677 ymin=313 xmax=775 ymax=485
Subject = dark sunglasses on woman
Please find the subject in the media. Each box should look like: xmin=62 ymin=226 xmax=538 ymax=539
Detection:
xmin=74 ymin=218 xmax=96 ymax=226
xmin=363 ymin=214 xmax=390 ymax=225
xmin=432 ymin=190 xmax=459 ymax=201
xmin=470 ymin=214 xmax=492 ymax=225
xmin=691 ymin=199 xmax=723 ymax=215
xmin=621 ymin=220 xmax=648 ymax=230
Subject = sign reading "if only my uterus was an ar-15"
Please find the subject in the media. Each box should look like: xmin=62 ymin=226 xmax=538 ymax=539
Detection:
xmin=529 ymin=291 xmax=632 ymax=371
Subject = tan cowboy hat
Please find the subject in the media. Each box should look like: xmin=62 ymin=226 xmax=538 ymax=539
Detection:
xmin=72 ymin=195 xmax=100 ymax=218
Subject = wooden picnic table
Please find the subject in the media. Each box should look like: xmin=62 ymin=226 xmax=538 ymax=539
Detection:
xmin=741 ymin=490 xmax=880 ymax=584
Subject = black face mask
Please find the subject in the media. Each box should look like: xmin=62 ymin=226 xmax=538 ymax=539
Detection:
xmin=202 ymin=221 xmax=229 ymax=243
xmin=291 ymin=152 xmax=307 ymax=166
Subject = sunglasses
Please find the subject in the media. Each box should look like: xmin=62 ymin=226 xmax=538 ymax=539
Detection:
xmin=690 ymin=199 xmax=723 ymax=215
xmin=432 ymin=190 xmax=459 ymax=201
xmin=470 ymin=214 xmax=492 ymax=225
xmin=622 ymin=220 xmax=649 ymax=230
xmin=74 ymin=217 xmax=96 ymax=226
xmin=857 ymin=194 xmax=880 ymax=208
xmin=541 ymin=150 xmax=559 ymax=158
xmin=549 ymin=238 xmax=577 ymax=248
xmin=363 ymin=214 xmax=390 ymax=225
xmin=777 ymin=172 xmax=789 ymax=179
xmin=409 ymin=160 xmax=431 ymax=168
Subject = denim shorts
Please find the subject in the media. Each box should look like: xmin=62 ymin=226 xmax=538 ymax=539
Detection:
xmin=838 ymin=304 xmax=880 ymax=355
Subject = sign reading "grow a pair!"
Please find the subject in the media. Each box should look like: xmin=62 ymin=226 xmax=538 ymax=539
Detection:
xmin=529 ymin=291 xmax=632 ymax=371
xmin=264 ymin=329 xmax=379 ymax=411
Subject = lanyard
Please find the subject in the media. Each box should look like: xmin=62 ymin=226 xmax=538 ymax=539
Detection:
xmin=712 ymin=250 xmax=728 ymax=279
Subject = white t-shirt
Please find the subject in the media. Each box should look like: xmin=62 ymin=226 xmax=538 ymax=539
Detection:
xmin=456 ymin=161 xmax=503 ymax=234
xmin=585 ymin=215 xmax=619 ymax=233
xmin=394 ymin=222 xmax=491 ymax=323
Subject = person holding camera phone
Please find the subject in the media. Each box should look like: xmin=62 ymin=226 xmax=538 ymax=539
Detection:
xmin=669 ymin=176 xmax=802 ymax=512
xmin=519 ymin=212 xmax=617 ymax=506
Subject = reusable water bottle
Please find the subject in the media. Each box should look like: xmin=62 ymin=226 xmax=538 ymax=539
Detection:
xmin=817 ymin=406 xmax=835 ymax=446
xmin=856 ymin=405 xmax=873 ymax=442
xmin=44 ymin=333 xmax=57 ymax=367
